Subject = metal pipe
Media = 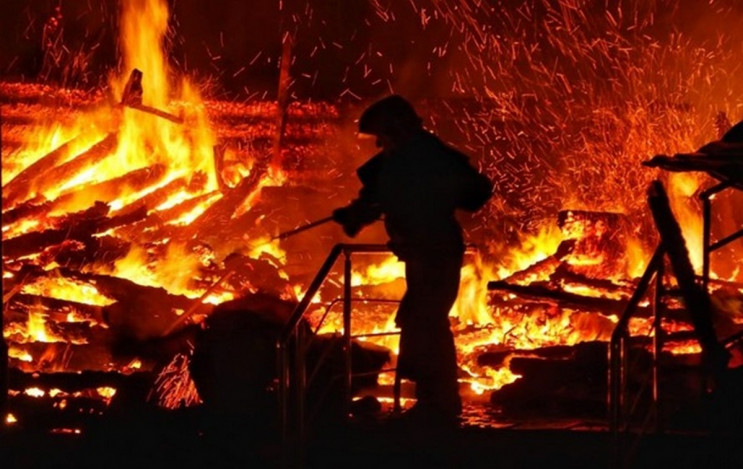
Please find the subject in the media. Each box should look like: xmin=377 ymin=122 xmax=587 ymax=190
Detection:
xmin=272 ymin=216 xmax=334 ymax=242
xmin=702 ymin=195 xmax=711 ymax=293
xmin=296 ymin=324 xmax=307 ymax=465
xmin=343 ymin=248 xmax=353 ymax=417
xmin=277 ymin=341 xmax=289 ymax=457
xmin=652 ymin=261 xmax=664 ymax=433
xmin=709 ymin=228 xmax=743 ymax=252
xmin=698 ymin=179 xmax=736 ymax=293
xmin=609 ymin=245 xmax=663 ymax=437
xmin=279 ymin=244 xmax=344 ymax=345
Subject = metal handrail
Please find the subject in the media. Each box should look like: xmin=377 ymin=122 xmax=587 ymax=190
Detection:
xmin=700 ymin=180 xmax=743 ymax=293
xmin=277 ymin=243 xmax=394 ymax=461
xmin=608 ymin=245 xmax=665 ymax=468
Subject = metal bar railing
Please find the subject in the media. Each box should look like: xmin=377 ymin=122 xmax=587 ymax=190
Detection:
xmin=609 ymin=244 xmax=664 ymax=468
xmin=278 ymin=243 xmax=343 ymax=452
xmin=700 ymin=180 xmax=740 ymax=293
xmin=342 ymin=251 xmax=353 ymax=416
xmin=652 ymin=259 xmax=665 ymax=433
xmin=277 ymin=243 xmax=393 ymax=462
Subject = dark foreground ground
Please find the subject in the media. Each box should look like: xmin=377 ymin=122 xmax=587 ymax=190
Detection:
xmin=2 ymin=404 xmax=741 ymax=469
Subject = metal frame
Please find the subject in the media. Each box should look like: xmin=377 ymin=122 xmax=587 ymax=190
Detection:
xmin=700 ymin=180 xmax=743 ymax=292
xmin=608 ymin=245 xmax=665 ymax=469
xmin=610 ymin=178 xmax=743 ymax=469
xmin=277 ymin=243 xmax=396 ymax=463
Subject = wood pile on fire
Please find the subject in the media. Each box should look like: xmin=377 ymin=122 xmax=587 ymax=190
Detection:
xmin=1 ymin=79 xmax=383 ymax=430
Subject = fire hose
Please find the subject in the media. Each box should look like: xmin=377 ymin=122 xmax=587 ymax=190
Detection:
xmin=162 ymin=216 xmax=335 ymax=335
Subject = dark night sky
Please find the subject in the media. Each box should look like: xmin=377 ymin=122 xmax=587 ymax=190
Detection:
xmin=2 ymin=0 xmax=743 ymax=102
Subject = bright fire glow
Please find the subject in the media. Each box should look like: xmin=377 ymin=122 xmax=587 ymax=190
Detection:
xmin=3 ymin=0 xmax=742 ymax=410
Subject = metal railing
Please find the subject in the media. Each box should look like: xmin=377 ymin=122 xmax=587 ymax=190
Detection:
xmin=608 ymin=245 xmax=665 ymax=468
xmin=276 ymin=243 xmax=400 ymax=464
xmin=701 ymin=180 xmax=743 ymax=292
xmin=609 ymin=179 xmax=743 ymax=468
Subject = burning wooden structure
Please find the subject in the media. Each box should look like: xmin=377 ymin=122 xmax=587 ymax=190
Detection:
xmin=2 ymin=4 xmax=743 ymax=464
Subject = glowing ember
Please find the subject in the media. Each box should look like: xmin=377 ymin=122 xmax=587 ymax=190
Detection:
xmin=24 ymin=387 xmax=46 ymax=398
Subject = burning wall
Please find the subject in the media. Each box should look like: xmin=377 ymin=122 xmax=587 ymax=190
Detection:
xmin=2 ymin=0 xmax=743 ymax=426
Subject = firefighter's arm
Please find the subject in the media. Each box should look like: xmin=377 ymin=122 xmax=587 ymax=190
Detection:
xmin=333 ymin=152 xmax=385 ymax=237
xmin=332 ymin=194 xmax=382 ymax=237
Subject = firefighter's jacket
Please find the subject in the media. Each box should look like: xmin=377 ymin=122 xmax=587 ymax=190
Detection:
xmin=341 ymin=130 xmax=493 ymax=260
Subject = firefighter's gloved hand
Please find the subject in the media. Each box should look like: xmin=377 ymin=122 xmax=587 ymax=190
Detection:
xmin=332 ymin=206 xmax=362 ymax=237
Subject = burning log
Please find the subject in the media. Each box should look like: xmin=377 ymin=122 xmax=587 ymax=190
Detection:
xmin=488 ymin=280 xmax=631 ymax=315
xmin=2 ymin=202 xmax=146 ymax=259
xmin=4 ymin=266 xmax=202 ymax=342
xmin=109 ymin=176 xmax=189 ymax=218
xmin=2 ymin=202 xmax=108 ymax=257
xmin=2 ymin=135 xmax=88 ymax=208
xmin=183 ymin=157 xmax=271 ymax=244
xmin=123 ymin=190 xmax=221 ymax=241
xmin=40 ymin=236 xmax=132 ymax=270
xmin=549 ymin=263 xmax=636 ymax=296
xmin=3 ymin=133 xmax=118 ymax=208
xmin=4 ymin=318 xmax=102 ymax=346
xmin=1 ymin=199 xmax=53 ymax=225
xmin=7 ymin=293 xmax=104 ymax=323
xmin=44 ymin=164 xmax=167 ymax=215
xmin=8 ymin=342 xmax=124 ymax=372
xmin=7 ymin=393 xmax=112 ymax=428
xmin=487 ymin=279 xmax=697 ymax=323
xmin=8 ymin=368 xmax=140 ymax=394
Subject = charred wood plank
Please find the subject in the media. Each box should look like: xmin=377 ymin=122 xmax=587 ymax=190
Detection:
xmin=2 ymin=203 xmax=146 ymax=258
xmin=38 ymin=133 xmax=119 ymax=195
xmin=8 ymin=368 xmax=147 ymax=393
xmin=2 ymin=202 xmax=110 ymax=258
xmin=2 ymin=135 xmax=88 ymax=207
xmin=487 ymin=341 xmax=612 ymax=419
xmin=56 ymin=269 xmax=207 ymax=341
xmin=45 ymin=164 xmax=167 ymax=215
xmin=6 ymin=294 xmax=104 ymax=323
xmin=41 ymin=236 xmax=131 ymax=270
xmin=1 ymin=199 xmax=53 ymax=225
xmin=3 ymin=133 xmax=118 ymax=208
xmin=183 ymin=156 xmax=271 ymax=242
xmin=8 ymin=342 xmax=124 ymax=372
xmin=549 ymin=263 xmax=636 ymax=296
xmin=487 ymin=279 xmax=695 ymax=322
xmin=488 ymin=280 xmax=631 ymax=314
xmin=6 ymin=394 xmax=112 ymax=428
xmin=4 ymin=320 xmax=107 ymax=345
xmin=109 ymin=176 xmax=188 ymax=218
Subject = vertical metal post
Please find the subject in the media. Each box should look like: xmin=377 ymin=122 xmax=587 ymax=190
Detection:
xmin=652 ymin=263 xmax=664 ymax=432
xmin=278 ymin=341 xmax=288 ymax=446
xmin=393 ymin=370 xmax=402 ymax=415
xmin=609 ymin=333 xmax=626 ymax=434
xmin=702 ymin=196 xmax=711 ymax=293
xmin=295 ymin=324 xmax=307 ymax=466
xmin=342 ymin=249 xmax=353 ymax=417
xmin=609 ymin=335 xmax=625 ymax=469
